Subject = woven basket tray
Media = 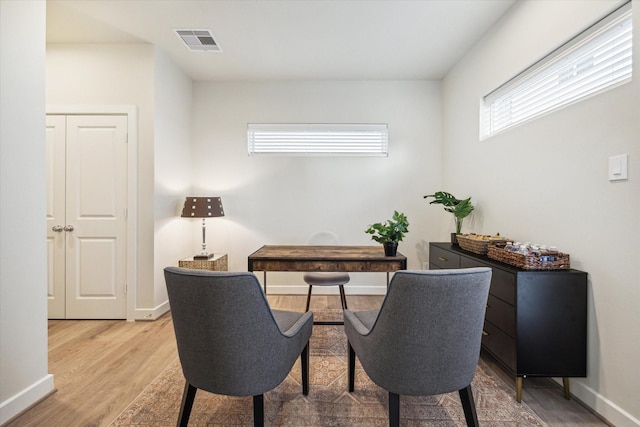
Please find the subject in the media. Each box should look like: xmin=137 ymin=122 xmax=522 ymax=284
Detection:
xmin=456 ymin=234 xmax=508 ymax=255
xmin=487 ymin=244 xmax=570 ymax=270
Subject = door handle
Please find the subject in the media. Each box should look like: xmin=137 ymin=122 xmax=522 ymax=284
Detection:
xmin=64 ymin=225 xmax=74 ymax=232
xmin=52 ymin=225 xmax=64 ymax=232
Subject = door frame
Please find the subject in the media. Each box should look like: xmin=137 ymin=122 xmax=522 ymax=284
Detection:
xmin=47 ymin=105 xmax=138 ymax=321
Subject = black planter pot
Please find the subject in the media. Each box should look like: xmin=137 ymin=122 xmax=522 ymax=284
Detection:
xmin=451 ymin=233 xmax=459 ymax=245
xmin=383 ymin=241 xmax=398 ymax=256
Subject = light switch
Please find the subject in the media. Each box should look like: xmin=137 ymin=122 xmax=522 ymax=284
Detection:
xmin=608 ymin=154 xmax=628 ymax=181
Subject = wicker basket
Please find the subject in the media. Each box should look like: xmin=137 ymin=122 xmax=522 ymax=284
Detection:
xmin=456 ymin=234 xmax=508 ymax=255
xmin=487 ymin=244 xmax=570 ymax=270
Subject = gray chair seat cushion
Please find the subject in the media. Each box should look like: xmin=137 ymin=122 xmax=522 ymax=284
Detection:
xmin=353 ymin=310 xmax=378 ymax=329
xmin=344 ymin=309 xmax=379 ymax=336
xmin=272 ymin=309 xmax=310 ymax=336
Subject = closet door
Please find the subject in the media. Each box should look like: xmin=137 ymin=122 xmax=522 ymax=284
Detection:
xmin=46 ymin=114 xmax=128 ymax=319
xmin=46 ymin=116 xmax=67 ymax=319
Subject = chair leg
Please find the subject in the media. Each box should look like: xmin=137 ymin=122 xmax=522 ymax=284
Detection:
xmin=339 ymin=285 xmax=348 ymax=309
xmin=348 ymin=342 xmax=356 ymax=392
xmin=389 ymin=392 xmax=400 ymax=427
xmin=177 ymin=381 xmax=197 ymax=427
xmin=301 ymin=342 xmax=310 ymax=395
xmin=458 ymin=384 xmax=479 ymax=427
xmin=305 ymin=285 xmax=313 ymax=311
xmin=253 ymin=394 xmax=264 ymax=427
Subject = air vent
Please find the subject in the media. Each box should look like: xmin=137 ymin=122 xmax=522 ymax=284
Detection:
xmin=174 ymin=29 xmax=221 ymax=52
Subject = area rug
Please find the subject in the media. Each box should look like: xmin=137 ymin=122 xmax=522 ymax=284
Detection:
xmin=110 ymin=310 xmax=546 ymax=426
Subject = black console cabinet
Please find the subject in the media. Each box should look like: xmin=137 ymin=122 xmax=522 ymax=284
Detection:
xmin=429 ymin=242 xmax=587 ymax=402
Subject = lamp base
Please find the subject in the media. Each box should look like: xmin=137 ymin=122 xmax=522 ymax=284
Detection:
xmin=193 ymin=253 xmax=215 ymax=260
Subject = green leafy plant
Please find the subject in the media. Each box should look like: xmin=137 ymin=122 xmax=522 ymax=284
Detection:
xmin=365 ymin=210 xmax=409 ymax=243
xmin=423 ymin=191 xmax=474 ymax=234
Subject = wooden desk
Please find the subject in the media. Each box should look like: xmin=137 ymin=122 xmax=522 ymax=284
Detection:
xmin=247 ymin=245 xmax=407 ymax=293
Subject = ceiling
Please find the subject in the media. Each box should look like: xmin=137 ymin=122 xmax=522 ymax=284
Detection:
xmin=46 ymin=0 xmax=516 ymax=82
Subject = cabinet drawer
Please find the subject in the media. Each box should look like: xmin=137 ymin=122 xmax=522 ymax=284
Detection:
xmin=485 ymin=294 xmax=515 ymax=337
xmin=490 ymin=268 xmax=515 ymax=305
xmin=482 ymin=321 xmax=516 ymax=373
xmin=460 ymin=255 xmax=486 ymax=268
xmin=460 ymin=256 xmax=515 ymax=305
xmin=429 ymin=246 xmax=460 ymax=269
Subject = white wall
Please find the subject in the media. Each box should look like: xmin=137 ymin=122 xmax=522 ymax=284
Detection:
xmin=191 ymin=80 xmax=442 ymax=293
xmin=46 ymin=44 xmax=158 ymax=317
xmin=153 ymin=47 xmax=193 ymax=315
xmin=0 ymin=1 xmax=54 ymax=423
xmin=442 ymin=0 xmax=639 ymax=425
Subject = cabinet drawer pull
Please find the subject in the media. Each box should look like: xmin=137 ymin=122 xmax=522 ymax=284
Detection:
xmin=482 ymin=330 xmax=489 ymax=336
xmin=438 ymin=256 xmax=447 ymax=262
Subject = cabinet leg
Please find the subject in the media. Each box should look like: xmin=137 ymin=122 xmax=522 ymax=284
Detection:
xmin=562 ymin=377 xmax=571 ymax=400
xmin=515 ymin=377 xmax=523 ymax=403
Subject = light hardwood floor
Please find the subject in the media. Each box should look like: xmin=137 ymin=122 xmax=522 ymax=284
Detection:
xmin=6 ymin=295 xmax=609 ymax=427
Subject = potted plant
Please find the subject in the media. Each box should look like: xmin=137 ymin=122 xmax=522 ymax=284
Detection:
xmin=365 ymin=210 xmax=409 ymax=256
xmin=423 ymin=191 xmax=474 ymax=244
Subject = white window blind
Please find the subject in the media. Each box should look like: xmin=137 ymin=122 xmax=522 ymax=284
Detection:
xmin=481 ymin=2 xmax=632 ymax=139
xmin=247 ymin=124 xmax=388 ymax=156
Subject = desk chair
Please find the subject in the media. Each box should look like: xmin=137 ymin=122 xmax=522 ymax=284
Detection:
xmin=303 ymin=231 xmax=350 ymax=311
xmin=344 ymin=268 xmax=492 ymax=427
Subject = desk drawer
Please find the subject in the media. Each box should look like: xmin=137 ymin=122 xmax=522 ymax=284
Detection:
xmin=429 ymin=246 xmax=460 ymax=269
xmin=482 ymin=321 xmax=516 ymax=373
xmin=485 ymin=294 xmax=515 ymax=337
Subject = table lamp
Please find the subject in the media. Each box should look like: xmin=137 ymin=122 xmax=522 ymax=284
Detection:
xmin=181 ymin=196 xmax=224 ymax=259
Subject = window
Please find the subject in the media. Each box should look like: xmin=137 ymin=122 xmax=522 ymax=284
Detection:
xmin=247 ymin=124 xmax=388 ymax=156
xmin=481 ymin=2 xmax=632 ymax=139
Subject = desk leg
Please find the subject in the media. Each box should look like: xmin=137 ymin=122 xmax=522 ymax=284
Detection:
xmin=263 ymin=271 xmax=267 ymax=294
xmin=387 ymin=272 xmax=390 ymax=287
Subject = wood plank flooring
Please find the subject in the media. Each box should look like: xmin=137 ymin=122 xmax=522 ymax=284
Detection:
xmin=5 ymin=295 xmax=609 ymax=427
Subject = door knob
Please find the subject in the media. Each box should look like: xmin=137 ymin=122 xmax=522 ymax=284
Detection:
xmin=64 ymin=225 xmax=74 ymax=232
xmin=52 ymin=225 xmax=64 ymax=232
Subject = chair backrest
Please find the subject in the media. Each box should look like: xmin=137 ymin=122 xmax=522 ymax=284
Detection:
xmin=164 ymin=267 xmax=290 ymax=396
xmin=360 ymin=268 xmax=491 ymax=396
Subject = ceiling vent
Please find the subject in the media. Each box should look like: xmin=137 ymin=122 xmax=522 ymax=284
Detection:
xmin=174 ymin=29 xmax=221 ymax=52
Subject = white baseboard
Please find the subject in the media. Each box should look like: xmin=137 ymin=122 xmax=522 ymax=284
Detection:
xmin=136 ymin=287 xmax=385 ymax=321
xmin=266 ymin=285 xmax=387 ymax=296
xmin=554 ymin=378 xmax=640 ymax=427
xmin=133 ymin=300 xmax=170 ymax=321
xmin=0 ymin=374 xmax=55 ymax=425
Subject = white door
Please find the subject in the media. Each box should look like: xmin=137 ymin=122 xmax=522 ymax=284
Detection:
xmin=46 ymin=114 xmax=128 ymax=319
xmin=46 ymin=116 xmax=67 ymax=318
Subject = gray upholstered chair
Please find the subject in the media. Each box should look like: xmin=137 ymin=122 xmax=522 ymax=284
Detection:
xmin=344 ymin=268 xmax=492 ymax=427
xmin=304 ymin=231 xmax=350 ymax=311
xmin=164 ymin=267 xmax=313 ymax=427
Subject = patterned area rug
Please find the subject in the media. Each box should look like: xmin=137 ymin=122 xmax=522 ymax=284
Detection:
xmin=110 ymin=310 xmax=546 ymax=426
